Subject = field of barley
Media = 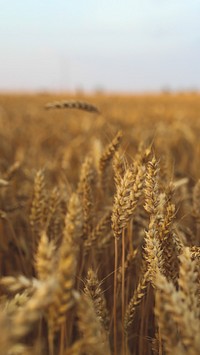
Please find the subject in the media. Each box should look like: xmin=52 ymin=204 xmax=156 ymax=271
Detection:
xmin=0 ymin=92 xmax=200 ymax=355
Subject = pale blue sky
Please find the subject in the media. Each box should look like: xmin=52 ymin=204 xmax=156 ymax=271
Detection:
xmin=0 ymin=0 xmax=200 ymax=92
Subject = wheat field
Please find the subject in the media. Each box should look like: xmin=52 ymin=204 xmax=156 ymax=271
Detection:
xmin=0 ymin=93 xmax=199 ymax=355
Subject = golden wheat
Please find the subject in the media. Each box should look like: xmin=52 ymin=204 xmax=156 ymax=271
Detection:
xmin=0 ymin=93 xmax=200 ymax=355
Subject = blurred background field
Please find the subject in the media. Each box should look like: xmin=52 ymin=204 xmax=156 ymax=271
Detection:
xmin=1 ymin=92 xmax=200 ymax=182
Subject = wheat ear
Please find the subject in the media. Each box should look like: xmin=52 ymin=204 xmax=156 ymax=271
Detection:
xmin=34 ymin=230 xmax=57 ymax=281
xmin=84 ymin=268 xmax=110 ymax=332
xmin=112 ymin=163 xmax=145 ymax=238
xmin=11 ymin=277 xmax=57 ymax=339
xmin=178 ymin=247 xmax=199 ymax=320
xmin=0 ymin=275 xmax=39 ymax=294
xmin=45 ymin=100 xmax=100 ymax=113
xmin=29 ymin=170 xmax=47 ymax=250
xmin=85 ymin=210 xmax=112 ymax=251
xmin=48 ymin=193 xmax=83 ymax=335
xmin=124 ymin=269 xmax=150 ymax=332
xmin=99 ymin=131 xmax=123 ymax=189
xmin=155 ymin=271 xmax=200 ymax=354
xmin=77 ymin=294 xmax=111 ymax=355
xmin=192 ymin=179 xmax=200 ymax=244
xmin=78 ymin=156 xmax=96 ymax=239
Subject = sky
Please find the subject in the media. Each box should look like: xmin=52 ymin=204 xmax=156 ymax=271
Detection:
xmin=0 ymin=0 xmax=200 ymax=93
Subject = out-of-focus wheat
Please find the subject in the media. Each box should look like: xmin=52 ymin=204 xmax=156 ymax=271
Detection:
xmin=45 ymin=100 xmax=100 ymax=113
